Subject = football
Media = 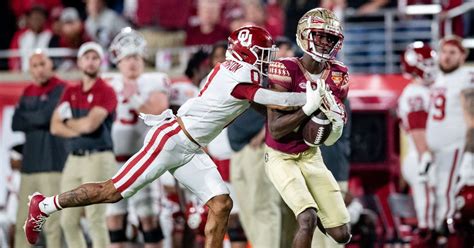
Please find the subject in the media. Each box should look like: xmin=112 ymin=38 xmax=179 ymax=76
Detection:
xmin=302 ymin=111 xmax=333 ymax=146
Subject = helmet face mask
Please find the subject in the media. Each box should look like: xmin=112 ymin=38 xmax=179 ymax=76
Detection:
xmin=296 ymin=8 xmax=344 ymax=62
xmin=307 ymin=31 xmax=341 ymax=60
xmin=253 ymin=45 xmax=277 ymax=76
xmin=401 ymin=42 xmax=437 ymax=84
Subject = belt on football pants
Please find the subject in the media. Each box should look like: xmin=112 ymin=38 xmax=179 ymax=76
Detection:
xmin=71 ymin=148 xmax=111 ymax=156
xmin=176 ymin=117 xmax=201 ymax=148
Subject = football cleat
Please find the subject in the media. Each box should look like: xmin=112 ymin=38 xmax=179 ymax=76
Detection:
xmin=24 ymin=192 xmax=48 ymax=245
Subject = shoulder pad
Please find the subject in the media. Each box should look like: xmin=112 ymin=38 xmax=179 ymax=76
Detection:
xmin=328 ymin=60 xmax=348 ymax=73
xmin=268 ymin=58 xmax=301 ymax=87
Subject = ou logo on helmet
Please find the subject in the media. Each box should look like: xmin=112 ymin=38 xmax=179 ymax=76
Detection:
xmin=238 ymin=29 xmax=253 ymax=47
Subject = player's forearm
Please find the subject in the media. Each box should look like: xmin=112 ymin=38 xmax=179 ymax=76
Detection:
xmin=267 ymin=108 xmax=308 ymax=140
xmin=410 ymin=129 xmax=430 ymax=156
xmin=253 ymin=88 xmax=306 ymax=108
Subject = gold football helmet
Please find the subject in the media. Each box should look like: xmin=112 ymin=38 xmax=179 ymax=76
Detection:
xmin=296 ymin=8 xmax=344 ymax=62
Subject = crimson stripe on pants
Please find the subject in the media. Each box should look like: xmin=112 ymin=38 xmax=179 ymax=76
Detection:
xmin=112 ymin=120 xmax=177 ymax=185
xmin=444 ymin=149 xmax=459 ymax=220
xmin=424 ymin=183 xmax=431 ymax=227
xmin=117 ymin=125 xmax=182 ymax=193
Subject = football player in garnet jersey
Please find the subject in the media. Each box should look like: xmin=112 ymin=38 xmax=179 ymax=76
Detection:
xmin=104 ymin=28 xmax=170 ymax=248
xmin=24 ymin=25 xmax=324 ymax=248
xmin=397 ymin=42 xmax=437 ymax=240
xmin=425 ymin=36 xmax=474 ymax=234
xmin=264 ymin=8 xmax=351 ymax=247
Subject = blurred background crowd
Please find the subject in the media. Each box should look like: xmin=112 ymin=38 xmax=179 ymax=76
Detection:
xmin=0 ymin=0 xmax=472 ymax=73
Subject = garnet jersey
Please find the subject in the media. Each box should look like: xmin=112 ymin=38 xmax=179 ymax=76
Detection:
xmin=265 ymin=57 xmax=349 ymax=154
xmin=397 ymin=83 xmax=430 ymax=154
xmin=104 ymin=72 xmax=171 ymax=157
xmin=426 ymin=67 xmax=474 ymax=151
xmin=177 ymin=60 xmax=261 ymax=146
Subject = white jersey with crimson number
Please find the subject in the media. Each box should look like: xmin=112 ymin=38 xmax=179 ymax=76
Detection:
xmin=427 ymin=67 xmax=474 ymax=151
xmin=177 ymin=60 xmax=262 ymax=146
xmin=104 ymin=72 xmax=171 ymax=157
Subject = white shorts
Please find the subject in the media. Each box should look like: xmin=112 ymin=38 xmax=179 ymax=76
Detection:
xmin=112 ymin=119 xmax=229 ymax=204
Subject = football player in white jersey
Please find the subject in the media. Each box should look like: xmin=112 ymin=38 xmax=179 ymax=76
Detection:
xmin=104 ymin=28 xmax=170 ymax=248
xmin=397 ymin=42 xmax=437 ymax=236
xmin=425 ymin=36 xmax=474 ymax=233
xmin=25 ymin=25 xmax=325 ymax=248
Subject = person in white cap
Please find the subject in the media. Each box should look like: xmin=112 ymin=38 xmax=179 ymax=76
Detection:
xmin=49 ymin=41 xmax=118 ymax=248
xmin=104 ymin=28 xmax=170 ymax=248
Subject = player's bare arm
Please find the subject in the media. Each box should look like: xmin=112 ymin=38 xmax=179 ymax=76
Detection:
xmin=267 ymin=84 xmax=309 ymax=140
xmin=50 ymin=107 xmax=80 ymax=138
xmin=410 ymin=129 xmax=430 ymax=155
xmin=65 ymin=106 xmax=108 ymax=134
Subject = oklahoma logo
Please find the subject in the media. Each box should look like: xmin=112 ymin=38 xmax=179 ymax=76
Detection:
xmin=238 ymin=29 xmax=253 ymax=47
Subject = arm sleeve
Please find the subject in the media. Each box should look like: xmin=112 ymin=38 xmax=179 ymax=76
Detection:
xmin=253 ymin=88 xmax=306 ymax=107
xmin=231 ymin=83 xmax=306 ymax=107
xmin=407 ymin=111 xmax=428 ymax=130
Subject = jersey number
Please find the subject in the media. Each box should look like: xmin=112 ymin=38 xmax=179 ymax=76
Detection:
xmin=250 ymin=69 xmax=261 ymax=85
xmin=408 ymin=96 xmax=424 ymax=112
xmin=432 ymin=93 xmax=446 ymax=121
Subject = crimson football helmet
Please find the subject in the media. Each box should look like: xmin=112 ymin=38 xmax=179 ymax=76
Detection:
xmin=227 ymin=25 xmax=277 ymax=76
xmin=401 ymin=42 xmax=437 ymax=84
xmin=296 ymin=8 xmax=344 ymax=62
xmin=454 ymin=185 xmax=474 ymax=221
xmin=109 ymin=27 xmax=147 ymax=64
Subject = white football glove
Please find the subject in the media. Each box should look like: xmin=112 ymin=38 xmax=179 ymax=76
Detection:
xmin=57 ymin=101 xmax=73 ymax=121
xmin=302 ymin=80 xmax=326 ymax=116
xmin=418 ymin=152 xmax=433 ymax=183
xmin=128 ymin=94 xmax=145 ymax=110
xmin=320 ymin=89 xmax=344 ymax=126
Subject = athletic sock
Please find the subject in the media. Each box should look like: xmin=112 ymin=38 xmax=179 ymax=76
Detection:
xmin=39 ymin=195 xmax=62 ymax=215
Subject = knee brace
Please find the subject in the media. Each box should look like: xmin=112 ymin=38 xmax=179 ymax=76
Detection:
xmin=109 ymin=229 xmax=127 ymax=243
xmin=227 ymin=226 xmax=247 ymax=242
xmin=143 ymin=226 xmax=164 ymax=243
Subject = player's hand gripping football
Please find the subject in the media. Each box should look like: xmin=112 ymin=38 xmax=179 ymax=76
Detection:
xmin=302 ymin=79 xmax=326 ymax=116
xmin=320 ymin=89 xmax=344 ymax=126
